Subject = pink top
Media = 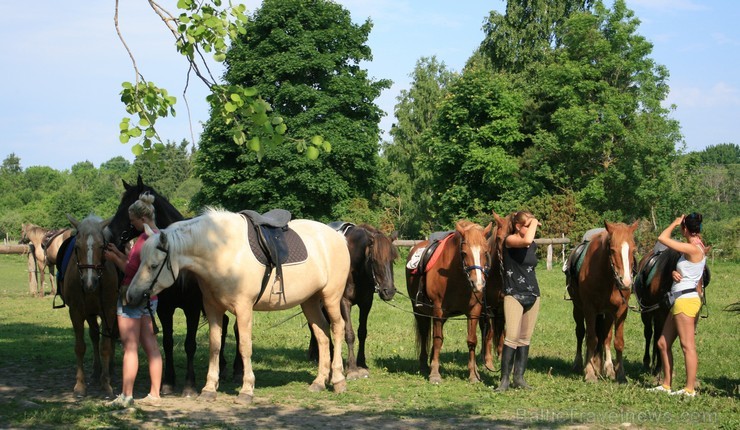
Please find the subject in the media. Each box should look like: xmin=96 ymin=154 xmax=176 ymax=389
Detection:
xmin=123 ymin=231 xmax=158 ymax=300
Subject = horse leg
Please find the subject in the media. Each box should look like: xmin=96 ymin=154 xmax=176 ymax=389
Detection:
xmin=232 ymin=307 xmax=255 ymax=404
xmin=48 ymin=263 xmax=56 ymax=296
xmin=158 ymin=307 xmax=176 ymax=395
xmin=344 ymin=298 xmax=361 ymax=380
xmin=429 ymin=316 xmax=444 ymax=384
xmin=466 ymin=311 xmax=481 ymax=383
xmin=321 ymin=290 xmax=347 ymax=393
xmin=652 ymin=309 xmax=666 ymax=376
xmin=198 ymin=304 xmax=224 ymax=402
xmin=70 ymin=314 xmax=87 ymax=397
xmin=641 ymin=312 xmax=653 ymax=370
xmin=87 ymin=316 xmax=103 ymax=383
xmin=182 ymin=304 xmax=201 ymax=397
xmin=232 ymin=319 xmax=244 ymax=382
xmin=355 ymin=299 xmax=371 ymax=377
xmin=414 ymin=313 xmax=431 ymax=376
xmin=302 ymin=296 xmax=332 ymax=393
xmin=583 ymin=311 xmax=599 ymax=382
xmin=572 ymin=304 xmax=585 ymax=373
xmin=602 ymin=314 xmax=616 ymax=380
xmin=613 ymin=306 xmax=629 ymax=383
xmin=480 ymin=313 xmax=495 ymax=372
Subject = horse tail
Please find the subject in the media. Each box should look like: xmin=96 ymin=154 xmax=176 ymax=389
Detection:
xmin=595 ymin=313 xmax=608 ymax=349
xmin=413 ymin=315 xmax=430 ymax=359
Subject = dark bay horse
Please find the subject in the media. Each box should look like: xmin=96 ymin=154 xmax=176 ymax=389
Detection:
xmin=105 ymin=176 xmax=204 ymax=396
xmin=567 ymin=221 xmax=638 ymax=382
xmin=406 ymin=220 xmax=492 ymax=384
xmin=62 ymin=214 xmax=118 ymax=397
xmin=308 ymin=223 xmax=399 ymax=379
xmin=634 ymin=243 xmax=710 ymax=375
xmin=480 ymin=212 xmax=508 ymax=371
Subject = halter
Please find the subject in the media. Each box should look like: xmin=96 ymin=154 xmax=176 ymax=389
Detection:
xmin=74 ymin=239 xmax=109 ymax=282
xmin=459 ymin=235 xmax=490 ymax=289
xmin=607 ymin=248 xmax=635 ymax=292
xmin=141 ymin=243 xmax=173 ymax=299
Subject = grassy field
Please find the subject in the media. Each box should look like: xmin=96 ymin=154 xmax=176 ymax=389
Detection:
xmin=0 ymin=253 xmax=737 ymax=429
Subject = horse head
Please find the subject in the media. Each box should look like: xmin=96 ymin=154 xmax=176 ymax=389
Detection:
xmin=456 ymin=220 xmax=492 ymax=293
xmin=127 ymin=224 xmax=179 ymax=306
xmin=604 ymin=220 xmax=639 ymax=290
xmin=106 ymin=175 xmax=185 ymax=250
xmin=19 ymin=223 xmax=30 ymax=244
xmin=363 ymin=226 xmax=399 ymax=301
xmin=67 ymin=214 xmax=113 ymax=293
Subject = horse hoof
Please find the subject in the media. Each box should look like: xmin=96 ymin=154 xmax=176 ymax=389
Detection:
xmin=333 ymin=380 xmax=347 ymax=394
xmin=346 ymin=370 xmax=361 ymax=381
xmin=161 ymin=384 xmax=175 ymax=396
xmin=198 ymin=390 xmax=218 ymax=402
xmin=182 ymin=386 xmax=198 ymax=398
xmin=584 ymin=374 xmax=598 ymax=383
xmin=429 ymin=375 xmax=442 ymax=384
xmin=235 ymin=393 xmax=253 ymax=405
xmin=309 ymin=382 xmax=326 ymax=393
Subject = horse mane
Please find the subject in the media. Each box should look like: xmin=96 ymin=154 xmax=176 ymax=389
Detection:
xmin=455 ymin=220 xmax=489 ymax=247
xmin=357 ymin=223 xmax=399 ymax=263
xmin=20 ymin=223 xmax=48 ymax=244
xmin=76 ymin=214 xmax=105 ymax=236
xmin=159 ymin=208 xmax=230 ymax=256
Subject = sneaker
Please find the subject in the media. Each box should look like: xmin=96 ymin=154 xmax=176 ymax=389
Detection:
xmin=106 ymin=394 xmax=134 ymax=408
xmin=647 ymin=385 xmax=672 ymax=393
xmin=136 ymin=394 xmax=162 ymax=407
xmin=670 ymin=388 xmax=696 ymax=397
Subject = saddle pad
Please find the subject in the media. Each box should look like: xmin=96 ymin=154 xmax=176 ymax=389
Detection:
xmin=246 ymin=220 xmax=308 ymax=267
xmin=406 ymin=247 xmax=425 ymax=270
xmin=56 ymin=236 xmax=76 ymax=283
xmin=409 ymin=233 xmax=454 ymax=275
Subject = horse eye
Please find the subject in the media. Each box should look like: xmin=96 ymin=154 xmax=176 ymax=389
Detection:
xmin=150 ymin=264 xmax=159 ymax=270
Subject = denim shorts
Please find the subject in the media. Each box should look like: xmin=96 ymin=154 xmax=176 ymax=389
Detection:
xmin=117 ymin=297 xmax=158 ymax=319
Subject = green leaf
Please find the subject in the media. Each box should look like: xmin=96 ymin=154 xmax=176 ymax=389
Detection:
xmin=306 ymin=146 xmax=320 ymax=160
xmin=322 ymin=141 xmax=332 ymax=153
xmin=129 ymin=127 xmax=142 ymax=138
xmin=224 ymin=102 xmax=236 ymax=113
xmin=275 ymin=123 xmax=287 ymax=135
xmin=139 ymin=118 xmax=150 ymax=127
xmin=132 ymin=144 xmax=144 ymax=156
xmin=311 ymin=135 xmax=323 ymax=146
xmin=214 ymin=53 xmax=226 ymax=62
xmin=248 ymin=137 xmax=261 ymax=152
xmin=119 ymin=133 xmax=130 ymax=144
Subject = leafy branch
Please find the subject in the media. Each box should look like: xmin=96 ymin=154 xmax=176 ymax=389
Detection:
xmin=114 ymin=0 xmax=329 ymax=160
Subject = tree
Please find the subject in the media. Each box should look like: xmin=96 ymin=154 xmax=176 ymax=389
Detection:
xmin=697 ymin=143 xmax=739 ymax=165
xmin=194 ymin=0 xmax=391 ymax=220
xmin=114 ymin=0 xmax=325 ymax=161
xmin=383 ymin=56 xmax=457 ymax=237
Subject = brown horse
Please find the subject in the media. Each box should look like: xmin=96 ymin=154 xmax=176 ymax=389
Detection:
xmin=19 ymin=223 xmax=73 ymax=297
xmin=567 ymin=221 xmax=638 ymax=382
xmin=406 ymin=220 xmax=492 ymax=384
xmin=480 ymin=211 xmax=508 ymax=371
xmin=62 ymin=214 xmax=119 ymax=397
xmin=633 ymin=243 xmax=710 ymax=375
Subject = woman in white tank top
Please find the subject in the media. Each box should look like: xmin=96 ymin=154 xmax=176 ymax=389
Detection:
xmin=648 ymin=213 xmax=707 ymax=397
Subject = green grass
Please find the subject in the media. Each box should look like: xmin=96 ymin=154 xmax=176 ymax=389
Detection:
xmin=0 ymin=253 xmax=737 ymax=429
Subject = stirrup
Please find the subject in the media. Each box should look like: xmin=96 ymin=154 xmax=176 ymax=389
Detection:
xmin=414 ymin=288 xmax=428 ymax=308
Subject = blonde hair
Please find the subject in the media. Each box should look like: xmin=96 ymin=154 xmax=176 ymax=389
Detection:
xmin=128 ymin=192 xmax=156 ymax=222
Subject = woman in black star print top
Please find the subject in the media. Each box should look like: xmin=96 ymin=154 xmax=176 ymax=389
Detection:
xmin=494 ymin=210 xmax=541 ymax=392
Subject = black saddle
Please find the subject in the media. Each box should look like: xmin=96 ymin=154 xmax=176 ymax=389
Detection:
xmin=239 ymin=209 xmax=307 ymax=304
xmin=53 ymin=235 xmax=76 ymax=309
xmin=328 ymin=221 xmax=355 ymax=236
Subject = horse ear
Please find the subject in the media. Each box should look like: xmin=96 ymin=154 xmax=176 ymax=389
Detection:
xmin=66 ymin=214 xmax=79 ymax=229
xmin=484 ymin=222 xmax=493 ymax=238
xmin=604 ymin=221 xmax=613 ymax=232
xmin=122 ymin=179 xmax=131 ymax=190
xmin=159 ymin=231 xmax=168 ymax=248
xmin=390 ymin=230 xmax=399 ymax=241
xmin=143 ymin=223 xmax=156 ymax=237
xmin=101 ymin=216 xmax=113 ymax=230
xmin=137 ymin=174 xmax=144 ymax=188
xmin=630 ymin=220 xmax=639 ymax=232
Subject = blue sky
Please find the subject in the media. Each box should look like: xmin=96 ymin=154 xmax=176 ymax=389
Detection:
xmin=1 ymin=0 xmax=738 ymax=171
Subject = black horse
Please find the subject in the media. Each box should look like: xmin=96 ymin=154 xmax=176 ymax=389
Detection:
xmin=634 ymin=243 xmax=710 ymax=375
xmin=308 ymin=223 xmax=398 ymax=379
xmin=106 ymin=176 xmax=217 ymax=396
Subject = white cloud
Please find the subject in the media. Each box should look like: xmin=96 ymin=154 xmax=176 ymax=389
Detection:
xmin=668 ymin=82 xmax=740 ymax=109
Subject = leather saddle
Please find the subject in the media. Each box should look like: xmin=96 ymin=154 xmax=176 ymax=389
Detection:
xmin=53 ymin=235 xmax=77 ymax=309
xmin=564 ymin=228 xmax=605 ymax=299
xmin=409 ymin=231 xmax=454 ymax=306
xmin=327 ymin=221 xmax=355 ymax=236
xmin=239 ymin=209 xmax=307 ymax=304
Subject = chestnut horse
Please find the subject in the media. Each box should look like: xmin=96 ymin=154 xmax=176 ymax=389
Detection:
xmin=633 ymin=243 xmax=710 ymax=375
xmin=20 ymin=224 xmax=73 ymax=297
xmin=406 ymin=220 xmax=492 ymax=384
xmin=62 ymin=214 xmax=119 ymax=397
xmin=308 ymin=223 xmax=399 ymax=379
xmin=567 ymin=221 xmax=638 ymax=382
xmin=126 ymin=209 xmax=351 ymax=403
xmin=480 ymin=212 xmax=508 ymax=371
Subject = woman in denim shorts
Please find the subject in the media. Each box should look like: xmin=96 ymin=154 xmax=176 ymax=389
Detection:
xmin=104 ymin=192 xmax=162 ymax=408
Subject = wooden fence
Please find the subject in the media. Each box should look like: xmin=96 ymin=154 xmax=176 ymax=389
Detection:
xmin=393 ymin=237 xmax=570 ymax=271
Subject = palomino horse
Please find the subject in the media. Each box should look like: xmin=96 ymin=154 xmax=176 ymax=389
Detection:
xmin=308 ymin=223 xmax=399 ymax=379
xmin=62 ymin=214 xmax=119 ymax=397
xmin=126 ymin=209 xmax=351 ymax=403
xmin=19 ymin=223 xmax=73 ymax=297
xmin=480 ymin=212 xmax=508 ymax=371
xmin=105 ymin=176 xmax=205 ymax=396
xmin=567 ymin=221 xmax=638 ymax=382
xmin=406 ymin=220 xmax=492 ymax=384
xmin=633 ymin=243 xmax=710 ymax=375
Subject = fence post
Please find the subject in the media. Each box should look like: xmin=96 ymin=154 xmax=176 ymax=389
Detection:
xmin=547 ymin=244 xmax=553 ymax=271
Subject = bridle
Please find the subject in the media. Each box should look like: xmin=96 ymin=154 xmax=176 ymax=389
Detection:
xmin=459 ymin=234 xmax=490 ymax=290
xmin=140 ymin=243 xmax=174 ymax=301
xmin=74 ymin=238 xmax=109 ymax=282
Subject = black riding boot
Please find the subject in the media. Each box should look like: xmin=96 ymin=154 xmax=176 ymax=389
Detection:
xmin=494 ymin=345 xmax=516 ymax=392
xmin=512 ymin=345 xmax=531 ymax=389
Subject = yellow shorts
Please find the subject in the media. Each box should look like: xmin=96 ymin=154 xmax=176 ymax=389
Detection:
xmin=672 ymin=296 xmax=702 ymax=317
